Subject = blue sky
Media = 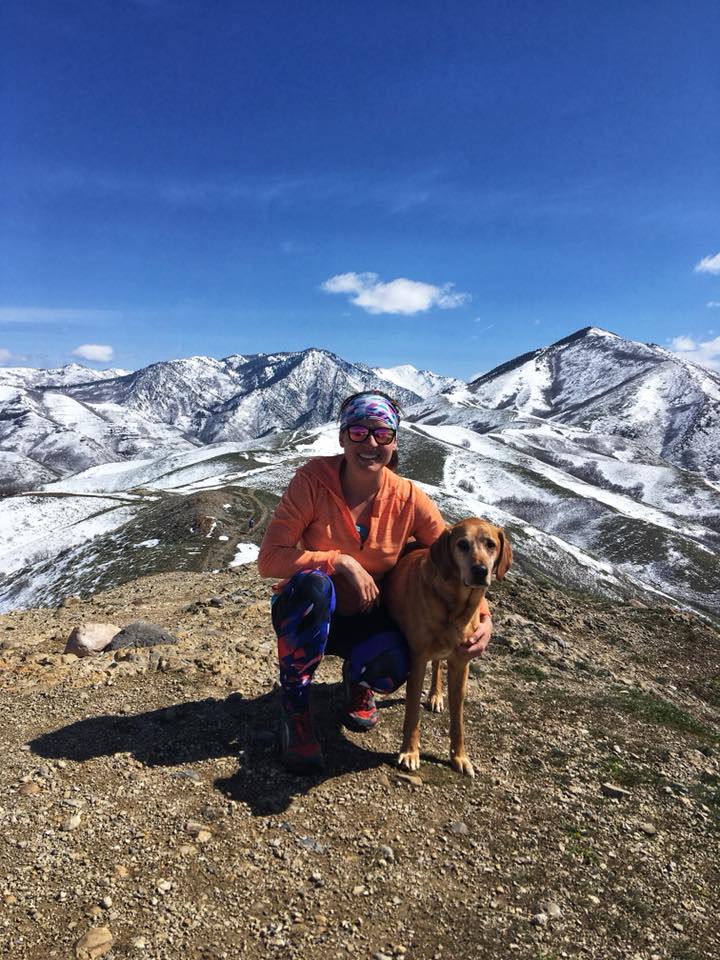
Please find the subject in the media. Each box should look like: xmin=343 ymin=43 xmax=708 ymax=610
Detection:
xmin=1 ymin=0 xmax=719 ymax=377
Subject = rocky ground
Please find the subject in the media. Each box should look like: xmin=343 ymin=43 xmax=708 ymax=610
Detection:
xmin=1 ymin=564 xmax=719 ymax=959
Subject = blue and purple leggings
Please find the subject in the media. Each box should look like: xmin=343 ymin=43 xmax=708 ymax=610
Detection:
xmin=271 ymin=569 xmax=410 ymax=711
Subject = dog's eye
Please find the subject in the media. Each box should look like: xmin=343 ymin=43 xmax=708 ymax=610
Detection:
xmin=457 ymin=539 xmax=470 ymax=552
xmin=485 ymin=539 xmax=497 ymax=551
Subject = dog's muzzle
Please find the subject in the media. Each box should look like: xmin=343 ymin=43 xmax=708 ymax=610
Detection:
xmin=469 ymin=563 xmax=489 ymax=586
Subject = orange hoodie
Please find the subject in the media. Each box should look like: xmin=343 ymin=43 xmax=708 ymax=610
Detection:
xmin=258 ymin=455 xmax=451 ymax=614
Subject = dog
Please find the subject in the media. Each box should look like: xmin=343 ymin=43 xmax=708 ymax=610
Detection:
xmin=384 ymin=518 xmax=512 ymax=777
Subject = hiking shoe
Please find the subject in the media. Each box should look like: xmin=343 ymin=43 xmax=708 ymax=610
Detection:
xmin=342 ymin=661 xmax=379 ymax=731
xmin=279 ymin=701 xmax=325 ymax=774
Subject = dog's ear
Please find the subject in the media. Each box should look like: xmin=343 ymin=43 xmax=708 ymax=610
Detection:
xmin=493 ymin=528 xmax=513 ymax=580
xmin=429 ymin=527 xmax=455 ymax=579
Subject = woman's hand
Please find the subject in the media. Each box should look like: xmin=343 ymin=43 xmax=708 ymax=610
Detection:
xmin=456 ymin=614 xmax=493 ymax=663
xmin=334 ymin=554 xmax=380 ymax=611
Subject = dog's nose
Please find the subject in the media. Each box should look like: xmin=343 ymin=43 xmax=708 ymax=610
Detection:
xmin=471 ymin=564 xmax=488 ymax=584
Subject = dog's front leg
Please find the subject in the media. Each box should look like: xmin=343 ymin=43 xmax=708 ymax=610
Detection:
xmin=447 ymin=654 xmax=474 ymax=777
xmin=428 ymin=660 xmax=444 ymax=713
xmin=398 ymin=655 xmax=427 ymax=772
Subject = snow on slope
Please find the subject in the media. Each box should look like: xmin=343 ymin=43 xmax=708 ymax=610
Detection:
xmin=409 ymin=423 xmax=715 ymax=544
xmin=371 ymin=364 xmax=459 ymax=399
xmin=0 ymin=494 xmax=138 ymax=576
xmin=0 ymin=348 xmax=424 ymax=491
xmin=0 ymin=364 xmax=130 ymax=390
xmin=467 ymin=327 xmax=720 ymax=480
xmin=1 ymin=329 xmax=719 ymax=615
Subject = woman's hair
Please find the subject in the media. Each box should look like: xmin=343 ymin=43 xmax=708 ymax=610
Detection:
xmin=338 ymin=390 xmax=402 ymax=472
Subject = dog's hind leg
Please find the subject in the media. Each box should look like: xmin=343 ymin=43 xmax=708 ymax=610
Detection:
xmin=427 ymin=660 xmax=444 ymax=713
xmin=398 ymin=656 xmax=427 ymax=772
xmin=447 ymin=655 xmax=474 ymax=778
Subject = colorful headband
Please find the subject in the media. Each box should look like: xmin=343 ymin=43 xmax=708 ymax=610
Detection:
xmin=339 ymin=394 xmax=399 ymax=431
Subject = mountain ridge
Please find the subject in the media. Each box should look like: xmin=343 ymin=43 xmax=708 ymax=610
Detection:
xmin=1 ymin=328 xmax=718 ymax=618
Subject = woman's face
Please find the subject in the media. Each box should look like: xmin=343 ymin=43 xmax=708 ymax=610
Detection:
xmin=339 ymin=418 xmax=397 ymax=475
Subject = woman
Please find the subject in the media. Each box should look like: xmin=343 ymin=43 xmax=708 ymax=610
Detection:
xmin=257 ymin=391 xmax=492 ymax=774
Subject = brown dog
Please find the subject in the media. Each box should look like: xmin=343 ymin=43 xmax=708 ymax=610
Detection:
xmin=384 ymin=518 xmax=512 ymax=777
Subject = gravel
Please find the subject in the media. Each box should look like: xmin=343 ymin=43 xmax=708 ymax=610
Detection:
xmin=1 ymin=565 xmax=719 ymax=958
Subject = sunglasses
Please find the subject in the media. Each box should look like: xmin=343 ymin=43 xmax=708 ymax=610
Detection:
xmin=345 ymin=425 xmax=397 ymax=445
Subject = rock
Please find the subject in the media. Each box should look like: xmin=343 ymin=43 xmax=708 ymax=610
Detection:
xmin=64 ymin=623 xmax=121 ymax=658
xmin=601 ymin=782 xmax=631 ymax=799
xmin=185 ymin=820 xmax=212 ymax=842
xmin=60 ymin=595 xmax=82 ymax=609
xmin=377 ymin=844 xmax=395 ymax=862
xmin=449 ymin=821 xmax=469 ymax=835
xmin=540 ymin=900 xmax=562 ymax=919
xmin=63 ymin=812 xmax=83 ymax=831
xmin=19 ymin=782 xmax=42 ymax=796
xmin=297 ymin=835 xmax=325 ymax=853
xmin=171 ymin=770 xmax=202 ymax=782
xmin=75 ymin=926 xmax=113 ymax=959
xmin=638 ymin=822 xmax=657 ymax=836
xmin=531 ymin=912 xmax=548 ymax=926
xmin=395 ymin=772 xmax=423 ymax=788
xmin=107 ymin=621 xmax=180 ymax=650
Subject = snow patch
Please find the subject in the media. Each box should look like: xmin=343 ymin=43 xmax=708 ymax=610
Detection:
xmin=229 ymin=543 xmax=260 ymax=567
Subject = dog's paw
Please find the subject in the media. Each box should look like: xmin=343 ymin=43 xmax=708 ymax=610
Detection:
xmin=451 ymin=755 xmax=475 ymax=778
xmin=428 ymin=693 xmax=445 ymax=713
xmin=398 ymin=750 xmax=421 ymax=772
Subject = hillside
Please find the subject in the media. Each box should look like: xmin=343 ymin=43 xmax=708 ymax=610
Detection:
xmin=1 ymin=328 xmax=719 ymax=620
xmin=1 ymin=562 xmax=719 ymax=959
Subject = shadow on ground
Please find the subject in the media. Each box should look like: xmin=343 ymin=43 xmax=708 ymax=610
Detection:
xmin=30 ymin=683 xmax=402 ymax=815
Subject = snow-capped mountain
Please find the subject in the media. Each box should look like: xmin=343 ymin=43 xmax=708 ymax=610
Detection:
xmin=0 ymin=328 xmax=718 ymax=617
xmin=0 ymin=363 xmax=130 ymax=390
xmin=464 ymin=327 xmax=720 ymax=480
xmin=0 ymin=348 xmax=424 ymax=492
xmin=371 ymin=364 xmax=460 ymax=399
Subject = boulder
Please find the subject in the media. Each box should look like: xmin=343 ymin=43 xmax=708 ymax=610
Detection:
xmin=106 ymin=620 xmax=180 ymax=650
xmin=64 ymin=623 xmax=121 ymax=658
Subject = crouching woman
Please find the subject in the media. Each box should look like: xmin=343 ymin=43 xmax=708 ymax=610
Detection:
xmin=257 ymin=391 xmax=492 ymax=774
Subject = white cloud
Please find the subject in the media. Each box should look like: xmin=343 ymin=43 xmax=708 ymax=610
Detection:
xmin=72 ymin=344 xmax=114 ymax=363
xmin=670 ymin=335 xmax=697 ymax=351
xmin=0 ymin=348 xmax=12 ymax=364
xmin=707 ymin=301 xmax=720 ymax=308
xmin=669 ymin=334 xmax=720 ymax=371
xmin=321 ymin=272 xmax=470 ymax=315
xmin=694 ymin=252 xmax=720 ymax=275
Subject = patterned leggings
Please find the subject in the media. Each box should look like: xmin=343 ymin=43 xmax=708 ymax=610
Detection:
xmin=271 ymin=569 xmax=410 ymax=711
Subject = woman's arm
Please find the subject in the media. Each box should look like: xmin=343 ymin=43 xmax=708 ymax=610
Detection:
xmin=257 ymin=471 xmax=341 ymax=578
